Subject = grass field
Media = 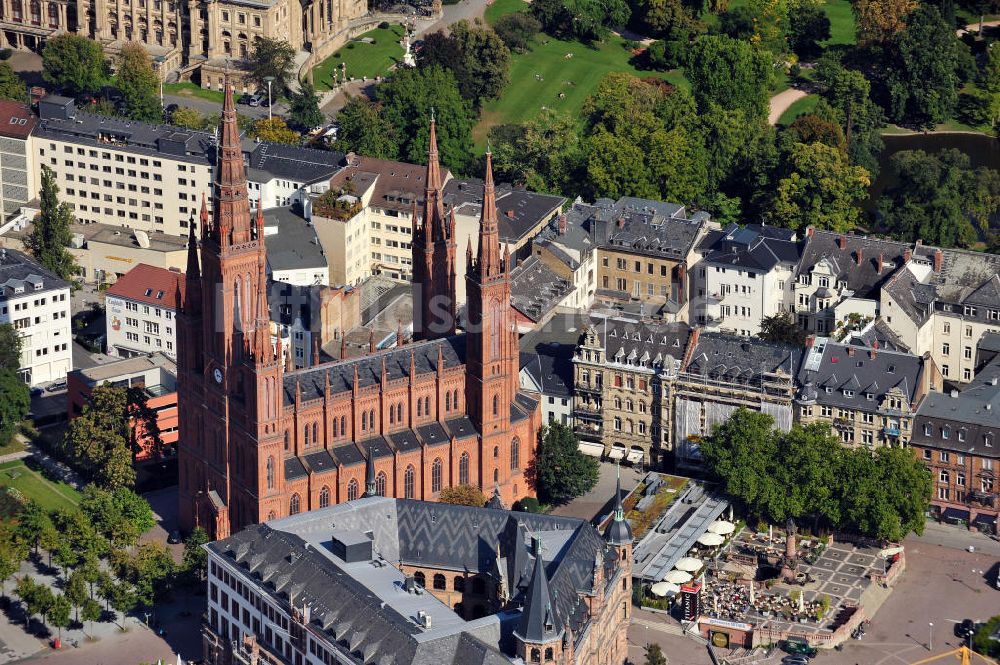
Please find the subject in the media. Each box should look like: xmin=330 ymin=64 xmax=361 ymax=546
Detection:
xmin=822 ymin=0 xmax=856 ymax=46
xmin=0 ymin=460 xmax=80 ymax=516
xmin=485 ymin=0 xmax=527 ymax=25
xmin=778 ymin=93 xmax=819 ymax=125
xmin=313 ymin=25 xmax=405 ymax=91
xmin=473 ymin=33 xmax=687 ymax=146
xmin=163 ymin=82 xmax=224 ymax=104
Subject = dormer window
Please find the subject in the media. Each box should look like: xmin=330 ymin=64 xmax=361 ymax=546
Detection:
xmin=923 ymin=424 xmax=932 ymax=437
xmin=825 ymin=387 xmax=832 ymax=393
xmin=958 ymin=429 xmax=966 ymax=442
xmin=843 ymin=390 xmax=854 ymax=398
xmin=986 ymin=433 xmax=994 ymax=447
xmin=942 ymin=426 xmax=950 ymax=440
xmin=866 ymin=393 xmax=874 ymax=401
xmin=145 ymin=288 xmax=153 ymax=296
xmin=33 ymin=282 xmax=42 ymax=290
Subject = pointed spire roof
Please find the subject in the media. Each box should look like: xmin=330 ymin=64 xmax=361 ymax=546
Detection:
xmin=476 ymin=149 xmax=501 ymax=279
xmin=486 ymin=484 xmax=505 ymax=510
xmin=214 ymin=75 xmax=253 ymax=246
xmin=185 ymin=222 xmax=200 ymax=280
xmin=515 ymin=541 xmax=562 ymax=644
xmin=422 ymin=114 xmax=447 ymax=242
xmin=605 ymin=463 xmax=632 ymax=546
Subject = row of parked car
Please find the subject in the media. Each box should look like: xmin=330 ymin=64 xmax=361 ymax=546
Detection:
xmin=238 ymin=91 xmax=271 ymax=107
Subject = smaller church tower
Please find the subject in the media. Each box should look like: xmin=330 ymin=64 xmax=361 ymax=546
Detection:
xmin=411 ymin=115 xmax=457 ymax=340
xmin=514 ymin=539 xmax=566 ymax=665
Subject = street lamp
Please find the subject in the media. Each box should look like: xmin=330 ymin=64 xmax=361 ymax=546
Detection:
xmin=264 ymin=76 xmax=274 ymax=121
xmin=928 ymin=622 xmax=934 ymax=651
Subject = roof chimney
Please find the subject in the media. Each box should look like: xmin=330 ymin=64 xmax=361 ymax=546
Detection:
xmin=505 ymin=209 xmax=515 ymax=219
xmin=805 ymin=226 xmax=815 ymax=238
xmin=877 ymin=253 xmax=884 ymax=273
xmin=805 ymin=335 xmax=815 ymax=348
xmin=855 ymin=249 xmax=863 ymax=266
xmin=869 ymin=349 xmax=877 ymax=359
xmin=838 ymin=236 xmax=846 ymax=250
xmin=847 ymin=346 xmax=855 ymax=356
xmin=617 ymin=217 xmax=625 ymax=228
xmin=903 ymin=247 xmax=912 ymax=263
xmin=933 ymin=248 xmax=943 ymax=273
xmin=558 ymin=213 xmax=567 ymax=235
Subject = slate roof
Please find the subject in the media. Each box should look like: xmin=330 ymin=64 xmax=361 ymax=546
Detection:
xmin=0 ymin=248 xmax=70 ymax=301
xmin=532 ymin=203 xmax=598 ymax=271
xmin=883 ymin=248 xmax=1000 ymax=325
xmin=797 ymin=338 xmax=926 ymax=411
xmin=592 ymin=197 xmax=706 ymax=260
xmin=246 ymin=143 xmax=345 ymax=184
xmin=683 ymin=332 xmax=801 ymax=383
xmin=208 ymin=520 xmax=509 ymax=665
xmin=518 ymin=312 xmax=589 ymax=399
xmin=515 ymin=550 xmax=562 ymax=644
xmin=912 ymin=356 xmax=1000 ymax=457
xmin=212 ymin=497 xmax=622 ymax=664
xmin=0 ymin=100 xmax=36 ymax=139
xmin=795 ymin=230 xmax=924 ymax=299
xmin=699 ymin=223 xmax=800 ymax=273
xmin=282 ymin=336 xmax=467 ymax=404
xmin=508 ymin=255 xmax=573 ymax=322
xmin=443 ymin=178 xmax=565 ymax=244
xmin=262 ymin=206 xmax=328 ymax=273
xmin=597 ymin=317 xmax=691 ymax=371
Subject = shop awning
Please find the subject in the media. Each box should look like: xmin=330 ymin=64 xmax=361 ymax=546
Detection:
xmin=578 ymin=441 xmax=605 ymax=458
xmin=627 ymin=447 xmax=644 ymax=463
xmin=941 ymin=507 xmax=970 ymax=521
xmin=609 ymin=445 xmax=626 ymax=460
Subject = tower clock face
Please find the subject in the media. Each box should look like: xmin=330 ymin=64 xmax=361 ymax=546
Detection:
xmin=214 ymin=368 xmax=224 ymax=384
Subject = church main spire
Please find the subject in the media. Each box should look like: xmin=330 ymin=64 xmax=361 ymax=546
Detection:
xmin=475 ymin=149 xmax=501 ymax=279
xmin=213 ymin=76 xmax=253 ymax=248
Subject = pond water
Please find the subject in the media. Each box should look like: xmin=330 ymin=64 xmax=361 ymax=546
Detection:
xmin=869 ymin=132 xmax=1000 ymax=204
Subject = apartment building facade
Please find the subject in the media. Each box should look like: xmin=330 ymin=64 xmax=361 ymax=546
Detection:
xmin=0 ymin=101 xmax=36 ymax=223
xmin=0 ymin=248 xmax=71 ymax=386
xmin=691 ymin=224 xmax=800 ymax=336
xmin=33 ymin=96 xmax=214 ymax=238
xmin=911 ymin=356 xmax=999 ymax=534
xmin=796 ymin=338 xmax=937 ymax=448
xmin=572 ymin=316 xmax=691 ymax=466
xmin=531 ymin=204 xmax=599 ymax=311
xmin=105 ymin=263 xmax=184 ymax=359
xmin=593 ymin=197 xmax=709 ymax=320
xmin=881 ymin=247 xmax=1000 ymax=385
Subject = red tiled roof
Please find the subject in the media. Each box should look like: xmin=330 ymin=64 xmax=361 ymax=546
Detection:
xmin=106 ymin=264 xmax=185 ymax=310
xmin=0 ymin=100 xmax=37 ymax=140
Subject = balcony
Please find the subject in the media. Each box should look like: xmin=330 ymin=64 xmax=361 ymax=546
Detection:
xmin=883 ymin=426 xmax=901 ymax=437
xmin=573 ymin=423 xmax=603 ymax=441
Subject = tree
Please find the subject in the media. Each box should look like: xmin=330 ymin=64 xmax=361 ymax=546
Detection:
xmin=41 ymin=34 xmax=107 ymax=98
xmin=0 ymin=323 xmax=22 ymax=371
xmin=535 ymin=423 xmax=599 ymax=505
xmin=758 ymin=312 xmax=808 ymax=345
xmin=852 ymin=0 xmax=916 ymax=45
xmin=80 ymin=598 xmax=102 ymax=637
xmin=14 ymin=501 xmax=52 ymax=555
xmin=49 ymin=593 xmax=72 ymax=640
xmin=108 ymin=580 xmax=136 ymax=629
xmin=493 ymin=12 xmax=541 ymax=52
xmin=780 ymin=113 xmax=846 ymax=154
xmin=420 ymin=21 xmax=510 ymax=107
xmin=644 ymin=643 xmax=668 ymax=665
xmin=64 ymin=386 xmax=136 ymax=489
xmin=287 ymin=80 xmax=325 ymax=132
xmin=248 ymin=37 xmax=296 ymax=97
xmin=331 ymin=96 xmax=399 ymax=159
xmin=700 ymin=409 xmax=781 ymax=517
xmin=717 ymin=5 xmax=756 ymax=40
xmin=377 ymin=66 xmax=475 ymax=173
xmin=488 ymin=110 xmax=583 ymax=195
xmin=24 ymin=580 xmax=54 ymax=630
xmin=115 ymin=43 xmax=161 ymax=123
xmin=26 ymin=165 xmax=78 ymax=280
xmin=0 ymin=62 xmax=25 ymax=102
xmin=787 ymin=0 xmax=831 ymax=60
xmin=813 ymin=58 xmax=886 ymax=175
xmin=182 ymin=527 xmax=210 ymax=585
xmin=119 ymin=543 xmax=176 ymax=609
xmin=767 ymin=141 xmax=870 ymax=233
xmin=80 ymin=484 xmax=155 ymax=549
xmin=882 ymin=5 xmax=965 ymax=128
xmin=170 ymin=106 xmax=205 ymax=130
xmin=65 ymin=571 xmax=89 ymax=624
xmin=251 ymin=116 xmax=300 ymax=145
xmin=0 ymin=369 xmax=28 ymax=449
xmin=438 ymin=485 xmax=486 ymax=506
xmin=877 ymin=148 xmax=993 ymax=248
xmin=530 ymin=0 xmax=573 ymax=36
xmin=564 ymin=0 xmax=631 ymax=41
xmin=0 ymin=524 xmax=26 ymax=601
xmin=685 ymin=35 xmax=773 ymax=121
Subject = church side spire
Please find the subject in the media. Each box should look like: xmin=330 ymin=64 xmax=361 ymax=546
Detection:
xmin=475 ymin=149 xmax=501 ymax=280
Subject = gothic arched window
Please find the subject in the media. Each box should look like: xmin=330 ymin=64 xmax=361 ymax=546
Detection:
xmin=493 ymin=394 xmax=498 ymax=416
xmin=489 ymin=299 xmax=502 ymax=359
xmin=459 ymin=452 xmax=470 ymax=486
xmin=289 ymin=493 xmax=300 ymax=515
xmin=432 ymin=458 xmax=442 ymax=493
xmin=376 ymin=471 xmax=387 ymax=497
xmin=303 ymin=423 xmax=310 ymax=447
xmin=265 ymin=456 xmax=275 ymax=490
xmin=340 ymin=415 xmax=346 ymax=436
xmin=511 ymin=437 xmax=520 ymax=471
xmin=414 ymin=571 xmax=425 ymax=587
xmin=319 ymin=486 xmax=330 ymax=508
xmin=347 ymin=478 xmax=359 ymax=501
xmin=404 ymin=465 xmax=415 ymax=499
xmin=312 ymin=423 xmax=318 ymax=445
xmin=446 ymin=392 xmax=451 ymax=411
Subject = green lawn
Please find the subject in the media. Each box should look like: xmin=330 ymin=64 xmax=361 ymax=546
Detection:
xmin=163 ymin=82 xmax=224 ymax=104
xmin=485 ymin=0 xmax=528 ymax=25
xmin=0 ymin=460 xmax=80 ymax=516
xmin=822 ymin=0 xmax=856 ymax=46
xmin=474 ymin=33 xmax=687 ymax=147
xmin=778 ymin=93 xmax=819 ymax=125
xmin=313 ymin=25 xmax=406 ymax=91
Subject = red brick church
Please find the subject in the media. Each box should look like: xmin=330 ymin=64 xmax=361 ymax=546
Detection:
xmin=176 ymin=81 xmax=542 ymax=539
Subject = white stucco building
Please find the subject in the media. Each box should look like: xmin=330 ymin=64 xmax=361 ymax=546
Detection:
xmin=105 ymin=263 xmax=184 ymax=359
xmin=0 ymin=248 xmax=72 ymax=386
